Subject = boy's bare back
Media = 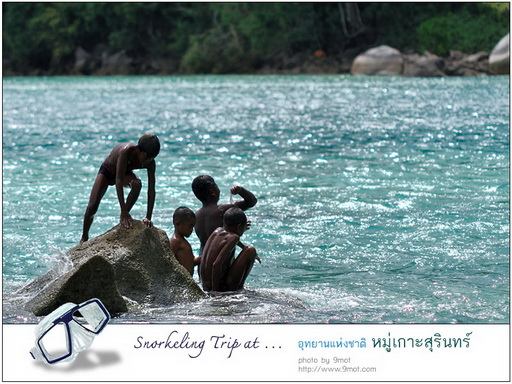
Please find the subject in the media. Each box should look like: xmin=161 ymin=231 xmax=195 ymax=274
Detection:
xmin=194 ymin=204 xmax=229 ymax=250
xmin=103 ymin=143 xmax=151 ymax=173
xmin=200 ymin=227 xmax=239 ymax=292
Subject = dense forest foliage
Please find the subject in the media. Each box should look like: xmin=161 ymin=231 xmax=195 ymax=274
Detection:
xmin=3 ymin=2 xmax=510 ymax=75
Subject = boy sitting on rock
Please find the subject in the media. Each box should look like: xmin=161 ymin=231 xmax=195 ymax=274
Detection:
xmin=200 ymin=207 xmax=260 ymax=292
xmin=170 ymin=207 xmax=200 ymax=276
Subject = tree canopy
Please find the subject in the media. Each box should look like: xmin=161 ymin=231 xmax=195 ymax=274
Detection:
xmin=2 ymin=2 xmax=509 ymax=74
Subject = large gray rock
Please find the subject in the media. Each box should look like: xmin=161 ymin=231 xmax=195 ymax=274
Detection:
xmin=23 ymin=221 xmax=206 ymax=316
xmin=489 ymin=33 xmax=510 ymax=74
xmin=25 ymin=255 xmax=127 ymax=316
xmin=70 ymin=221 xmax=206 ymax=303
xmin=351 ymin=45 xmax=404 ymax=75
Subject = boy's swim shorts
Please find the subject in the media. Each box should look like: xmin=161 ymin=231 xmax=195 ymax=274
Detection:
xmin=98 ymin=163 xmax=136 ymax=186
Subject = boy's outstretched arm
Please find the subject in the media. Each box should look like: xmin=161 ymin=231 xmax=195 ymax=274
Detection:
xmin=230 ymin=186 xmax=257 ymax=210
xmin=144 ymin=160 xmax=156 ymax=227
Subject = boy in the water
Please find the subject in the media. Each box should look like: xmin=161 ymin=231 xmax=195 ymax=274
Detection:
xmin=81 ymin=134 xmax=160 ymax=243
xmin=200 ymin=207 xmax=259 ymax=292
xmin=170 ymin=206 xmax=200 ymax=276
xmin=191 ymin=175 xmax=257 ymax=254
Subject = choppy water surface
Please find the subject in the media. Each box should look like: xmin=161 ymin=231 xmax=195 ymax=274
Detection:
xmin=3 ymin=75 xmax=509 ymax=323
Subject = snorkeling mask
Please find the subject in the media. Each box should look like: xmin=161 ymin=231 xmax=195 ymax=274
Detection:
xmin=30 ymin=298 xmax=110 ymax=365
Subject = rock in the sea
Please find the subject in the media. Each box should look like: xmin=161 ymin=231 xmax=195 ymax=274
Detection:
xmin=489 ymin=33 xmax=510 ymax=75
xmin=25 ymin=255 xmax=127 ymax=316
xmin=24 ymin=221 xmax=206 ymax=316
xmin=350 ymin=45 xmax=404 ymax=75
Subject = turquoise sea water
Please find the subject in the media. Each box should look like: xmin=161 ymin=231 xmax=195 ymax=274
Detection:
xmin=2 ymin=75 xmax=510 ymax=324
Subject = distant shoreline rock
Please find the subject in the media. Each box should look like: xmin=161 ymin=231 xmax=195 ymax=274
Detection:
xmin=350 ymin=45 xmax=404 ymax=76
xmin=489 ymin=33 xmax=510 ymax=75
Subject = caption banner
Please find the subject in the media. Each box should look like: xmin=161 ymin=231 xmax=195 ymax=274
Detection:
xmin=3 ymin=323 xmax=510 ymax=382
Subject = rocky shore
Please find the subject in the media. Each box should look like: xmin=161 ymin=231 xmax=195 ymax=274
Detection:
xmin=351 ymin=46 xmax=491 ymax=77
xmin=350 ymin=34 xmax=509 ymax=77
xmin=3 ymin=34 xmax=509 ymax=77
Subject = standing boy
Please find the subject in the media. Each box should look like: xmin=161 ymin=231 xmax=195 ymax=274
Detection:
xmin=170 ymin=206 xmax=200 ymax=276
xmin=81 ymin=134 xmax=160 ymax=243
xmin=191 ymin=175 xmax=257 ymax=254
xmin=200 ymin=207 xmax=259 ymax=292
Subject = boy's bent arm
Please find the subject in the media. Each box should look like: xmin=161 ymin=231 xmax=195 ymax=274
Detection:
xmin=231 ymin=186 xmax=257 ymax=210
xmin=144 ymin=160 xmax=156 ymax=226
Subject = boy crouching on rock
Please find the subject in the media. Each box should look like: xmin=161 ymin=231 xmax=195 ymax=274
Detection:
xmin=81 ymin=134 xmax=160 ymax=243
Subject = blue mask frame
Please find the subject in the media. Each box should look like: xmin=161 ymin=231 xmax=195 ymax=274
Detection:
xmin=30 ymin=298 xmax=110 ymax=364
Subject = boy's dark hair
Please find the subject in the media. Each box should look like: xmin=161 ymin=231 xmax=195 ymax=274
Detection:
xmin=192 ymin=175 xmax=216 ymax=202
xmin=173 ymin=206 xmax=196 ymax=225
xmin=138 ymin=134 xmax=160 ymax=158
xmin=223 ymin=207 xmax=247 ymax=228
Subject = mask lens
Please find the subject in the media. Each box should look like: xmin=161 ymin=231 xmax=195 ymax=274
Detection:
xmin=31 ymin=299 xmax=110 ymax=365
xmin=38 ymin=322 xmax=71 ymax=363
xmin=73 ymin=300 xmax=109 ymax=334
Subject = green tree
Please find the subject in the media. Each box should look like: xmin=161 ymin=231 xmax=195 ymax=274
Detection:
xmin=2 ymin=3 xmax=50 ymax=72
xmin=2 ymin=2 xmax=510 ymax=75
xmin=416 ymin=3 xmax=510 ymax=56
